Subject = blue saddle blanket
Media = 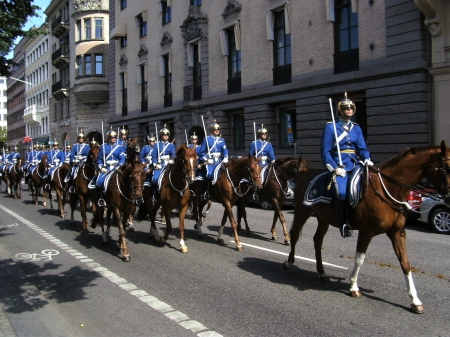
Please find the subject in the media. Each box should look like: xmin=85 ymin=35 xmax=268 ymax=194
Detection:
xmin=303 ymin=167 xmax=364 ymax=208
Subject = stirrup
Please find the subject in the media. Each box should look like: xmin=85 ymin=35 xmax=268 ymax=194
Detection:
xmin=340 ymin=224 xmax=353 ymax=238
xmin=69 ymin=186 xmax=75 ymax=193
xmin=98 ymin=198 xmax=106 ymax=207
xmin=44 ymin=184 xmax=50 ymax=190
xmin=285 ymin=188 xmax=293 ymax=197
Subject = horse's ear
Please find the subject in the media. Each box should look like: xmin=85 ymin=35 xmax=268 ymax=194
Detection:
xmin=441 ymin=140 xmax=448 ymax=154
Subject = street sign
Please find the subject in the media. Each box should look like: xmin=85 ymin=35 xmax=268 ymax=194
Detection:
xmin=286 ymin=114 xmax=294 ymax=143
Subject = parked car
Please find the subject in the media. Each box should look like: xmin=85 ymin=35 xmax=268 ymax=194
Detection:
xmin=419 ymin=198 xmax=450 ymax=234
xmin=406 ymin=190 xmax=423 ymax=220
xmin=250 ymin=180 xmax=295 ymax=210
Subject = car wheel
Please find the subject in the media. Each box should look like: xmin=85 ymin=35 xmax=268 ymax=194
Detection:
xmin=259 ymin=200 xmax=273 ymax=210
xmin=429 ymin=208 xmax=450 ymax=234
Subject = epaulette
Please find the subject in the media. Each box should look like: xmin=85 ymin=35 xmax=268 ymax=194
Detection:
xmin=326 ymin=121 xmax=333 ymax=124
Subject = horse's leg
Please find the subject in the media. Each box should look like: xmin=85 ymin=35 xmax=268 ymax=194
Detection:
xmin=148 ymin=199 xmax=162 ymax=243
xmin=178 ymin=203 xmax=189 ymax=253
xmin=271 ymin=199 xmax=290 ymax=245
xmin=56 ymin=187 xmax=64 ymax=218
xmin=117 ymin=208 xmax=130 ymax=262
xmin=385 ymin=228 xmax=424 ymax=313
xmin=203 ymin=200 xmax=212 ymax=221
xmin=18 ymin=179 xmax=22 ymax=199
xmin=79 ymin=195 xmax=89 ymax=234
xmin=217 ymin=209 xmax=228 ymax=245
xmin=161 ymin=206 xmax=173 ymax=243
xmin=102 ymin=209 xmax=112 ymax=246
xmin=284 ymin=205 xmax=313 ymax=268
xmin=127 ymin=212 xmax=134 ymax=232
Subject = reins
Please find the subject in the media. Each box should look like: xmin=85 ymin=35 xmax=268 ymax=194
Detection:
xmin=224 ymin=159 xmax=260 ymax=197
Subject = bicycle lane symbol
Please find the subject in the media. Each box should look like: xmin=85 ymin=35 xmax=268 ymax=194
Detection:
xmin=15 ymin=249 xmax=60 ymax=262
xmin=0 ymin=223 xmax=19 ymax=229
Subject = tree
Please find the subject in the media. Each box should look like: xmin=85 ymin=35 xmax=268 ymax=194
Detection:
xmin=0 ymin=0 xmax=44 ymax=76
xmin=0 ymin=126 xmax=7 ymax=149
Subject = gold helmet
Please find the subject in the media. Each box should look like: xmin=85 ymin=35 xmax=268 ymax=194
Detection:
xmin=190 ymin=132 xmax=198 ymax=141
xmin=337 ymin=92 xmax=356 ymax=113
xmin=77 ymin=129 xmax=85 ymax=139
xmin=66 ymin=144 xmax=72 ymax=150
xmin=29 ymin=146 xmax=32 ymax=150
xmin=34 ymin=143 xmax=39 ymax=149
xmin=39 ymin=144 xmax=43 ymax=149
xmin=5 ymin=148 xmax=9 ymax=153
xmin=90 ymin=138 xmax=98 ymax=146
xmin=119 ymin=126 xmax=128 ymax=135
xmin=107 ymin=127 xmax=117 ymax=139
xmin=53 ymin=139 xmax=59 ymax=146
xmin=210 ymin=120 xmax=220 ymax=132
xmin=258 ymin=124 xmax=268 ymax=135
xmin=147 ymin=134 xmax=156 ymax=142
xmin=13 ymin=145 xmax=18 ymax=151
xmin=159 ymin=124 xmax=170 ymax=136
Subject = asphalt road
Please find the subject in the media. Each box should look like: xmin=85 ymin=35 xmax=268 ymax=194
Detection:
xmin=0 ymin=186 xmax=448 ymax=337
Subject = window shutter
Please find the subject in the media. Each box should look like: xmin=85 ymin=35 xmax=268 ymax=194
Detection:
xmin=167 ymin=0 xmax=172 ymax=6
xmin=284 ymin=1 xmax=291 ymax=35
xmin=168 ymin=50 xmax=173 ymax=73
xmin=159 ymin=56 xmax=165 ymax=77
xmin=159 ymin=1 xmax=163 ymax=13
xmin=266 ymin=11 xmax=274 ymax=40
xmin=326 ymin=0 xmax=335 ymax=22
xmin=220 ymin=30 xmax=228 ymax=55
xmin=188 ymin=44 xmax=194 ymax=67
xmin=351 ymin=0 xmax=358 ymax=13
xmin=198 ymin=40 xmax=202 ymax=63
xmin=234 ymin=20 xmax=241 ymax=51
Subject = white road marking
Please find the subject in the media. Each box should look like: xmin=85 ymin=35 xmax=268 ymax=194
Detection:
xmin=231 ymin=241 xmax=348 ymax=270
xmin=0 ymin=204 xmax=223 ymax=337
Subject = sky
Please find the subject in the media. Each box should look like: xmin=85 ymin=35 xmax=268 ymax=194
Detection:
xmin=7 ymin=0 xmax=51 ymax=58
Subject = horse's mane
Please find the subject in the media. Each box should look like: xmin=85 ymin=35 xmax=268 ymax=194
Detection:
xmin=275 ymin=156 xmax=296 ymax=165
xmin=126 ymin=138 xmax=140 ymax=164
xmin=176 ymin=144 xmax=188 ymax=157
xmin=378 ymin=146 xmax=438 ymax=170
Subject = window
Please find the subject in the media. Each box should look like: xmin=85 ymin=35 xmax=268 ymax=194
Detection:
xmin=120 ymin=0 xmax=127 ymax=10
xmin=161 ymin=1 xmax=172 ymax=25
xmin=193 ymin=44 xmax=201 ymax=101
xmin=139 ymin=64 xmax=148 ymax=112
xmin=0 ymin=79 xmax=4 ymax=84
xmin=120 ymin=72 xmax=127 ymax=116
xmin=67 ymin=100 xmax=70 ymax=118
xmin=233 ymin=114 xmax=245 ymax=149
xmin=227 ymin=25 xmax=241 ymax=94
xmin=95 ymin=18 xmax=103 ymax=39
xmin=85 ymin=19 xmax=91 ymax=39
xmin=60 ymin=102 xmax=64 ymax=120
xmin=77 ymin=56 xmax=83 ymax=77
xmin=190 ymin=0 xmax=201 ymax=6
xmin=95 ymin=54 xmax=103 ymax=75
xmin=273 ymin=9 xmax=291 ymax=85
xmin=279 ymin=108 xmax=296 ymax=149
xmin=76 ymin=20 xmax=81 ymax=41
xmin=138 ymin=14 xmax=147 ymax=38
xmin=120 ymin=35 xmax=127 ymax=48
xmin=54 ymin=104 xmax=57 ymax=121
xmin=334 ymin=0 xmax=359 ymax=73
xmin=163 ymin=54 xmax=172 ymax=107
xmin=85 ymin=55 xmax=92 ymax=75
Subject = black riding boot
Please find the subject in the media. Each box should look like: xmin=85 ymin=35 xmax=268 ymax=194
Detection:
xmin=150 ymin=183 xmax=156 ymax=203
xmin=202 ymin=178 xmax=210 ymax=200
xmin=335 ymin=198 xmax=353 ymax=238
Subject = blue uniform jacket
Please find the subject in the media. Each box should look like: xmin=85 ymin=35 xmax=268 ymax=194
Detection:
xmin=249 ymin=140 xmax=275 ymax=167
xmin=70 ymin=143 xmax=91 ymax=165
xmin=48 ymin=149 xmax=66 ymax=176
xmin=140 ymin=145 xmax=154 ymax=165
xmin=151 ymin=141 xmax=175 ymax=186
xmin=96 ymin=142 xmax=126 ymax=188
xmin=6 ymin=152 xmax=21 ymax=163
xmin=198 ymin=135 xmax=228 ymax=181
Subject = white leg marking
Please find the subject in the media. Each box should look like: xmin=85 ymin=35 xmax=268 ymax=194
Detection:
xmin=218 ymin=225 xmax=224 ymax=241
xmin=404 ymin=272 xmax=422 ymax=306
xmin=179 ymin=239 xmax=185 ymax=247
xmin=150 ymin=226 xmax=161 ymax=241
xmin=102 ymin=232 xmax=107 ymax=243
xmin=349 ymin=252 xmax=365 ymax=292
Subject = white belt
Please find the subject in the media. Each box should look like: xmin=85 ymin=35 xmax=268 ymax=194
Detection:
xmin=261 ymin=156 xmax=267 ymax=161
xmin=160 ymin=155 xmax=169 ymax=161
xmin=106 ymin=160 xmax=118 ymax=166
xmin=211 ymin=152 xmax=221 ymax=158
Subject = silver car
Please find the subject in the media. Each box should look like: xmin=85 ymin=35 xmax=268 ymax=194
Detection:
xmin=419 ymin=197 xmax=450 ymax=234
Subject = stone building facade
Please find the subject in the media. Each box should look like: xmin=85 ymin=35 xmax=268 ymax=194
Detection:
xmin=45 ymin=0 xmax=110 ymax=147
xmin=108 ymin=0 xmax=437 ymax=167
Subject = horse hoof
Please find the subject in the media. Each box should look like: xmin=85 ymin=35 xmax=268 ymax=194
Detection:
xmin=283 ymin=261 xmax=293 ymax=269
xmin=122 ymin=255 xmax=131 ymax=262
xmin=128 ymin=227 xmax=135 ymax=232
xmin=61 ymin=214 xmax=65 ymax=219
xmin=272 ymin=236 xmax=278 ymax=241
xmin=43 ymin=202 xmax=47 ymax=207
xmin=411 ymin=304 xmax=425 ymax=314
xmin=194 ymin=224 xmax=197 ymax=229
xmin=181 ymin=246 xmax=188 ymax=253
xmin=284 ymin=240 xmax=291 ymax=246
xmin=217 ymin=238 xmax=225 ymax=244
xmin=235 ymin=245 xmax=243 ymax=252
xmin=350 ymin=290 xmax=362 ymax=298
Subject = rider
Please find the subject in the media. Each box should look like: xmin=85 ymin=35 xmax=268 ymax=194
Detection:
xmin=0 ymin=148 xmax=7 ymax=177
xmin=47 ymin=140 xmax=66 ymax=187
xmin=198 ymin=120 xmax=229 ymax=199
xmin=249 ymin=124 xmax=276 ymax=185
xmin=321 ymin=92 xmax=373 ymax=238
xmin=64 ymin=144 xmax=72 ymax=164
xmin=117 ymin=126 xmax=128 ymax=157
xmin=140 ymin=134 xmax=155 ymax=183
xmin=188 ymin=132 xmax=203 ymax=178
xmin=67 ymin=130 xmax=91 ymax=193
xmin=26 ymin=144 xmax=43 ymax=181
xmin=6 ymin=145 xmax=21 ymax=174
xmin=95 ymin=128 xmax=125 ymax=207
xmin=151 ymin=125 xmax=175 ymax=201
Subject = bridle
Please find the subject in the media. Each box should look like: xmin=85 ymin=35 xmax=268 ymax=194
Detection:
xmin=225 ymin=158 xmax=262 ymax=197
xmin=115 ymin=166 xmax=144 ymax=205
xmin=167 ymin=155 xmax=193 ymax=197
xmin=81 ymin=151 xmax=98 ymax=180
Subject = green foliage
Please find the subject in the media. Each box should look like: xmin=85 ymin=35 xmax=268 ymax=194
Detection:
xmin=0 ymin=0 xmax=45 ymax=76
xmin=0 ymin=126 xmax=7 ymax=149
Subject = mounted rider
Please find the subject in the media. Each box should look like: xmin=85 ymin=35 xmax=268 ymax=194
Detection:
xmin=140 ymin=134 xmax=156 ymax=188
xmin=94 ymin=128 xmax=125 ymax=207
xmin=117 ymin=126 xmax=128 ymax=153
xmin=67 ymin=130 xmax=91 ymax=193
xmin=198 ymin=120 xmax=229 ymax=199
xmin=150 ymin=125 xmax=175 ymax=201
xmin=6 ymin=145 xmax=21 ymax=174
xmin=25 ymin=143 xmax=43 ymax=181
xmin=47 ymin=140 xmax=66 ymax=186
xmin=64 ymin=144 xmax=72 ymax=164
xmin=321 ymin=92 xmax=373 ymax=238
xmin=0 ymin=148 xmax=7 ymax=177
xmin=188 ymin=132 xmax=203 ymax=178
xmin=249 ymin=124 xmax=276 ymax=185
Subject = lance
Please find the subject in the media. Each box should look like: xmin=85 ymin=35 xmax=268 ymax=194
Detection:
xmin=101 ymin=122 xmax=106 ymax=167
xmin=155 ymin=122 xmax=160 ymax=163
xmin=253 ymin=122 xmax=258 ymax=156
xmin=329 ymin=98 xmax=342 ymax=167
xmin=201 ymin=115 xmax=211 ymax=157
xmin=185 ymin=129 xmax=188 ymax=145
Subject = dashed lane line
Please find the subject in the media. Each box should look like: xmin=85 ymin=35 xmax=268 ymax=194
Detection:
xmin=0 ymin=204 xmax=223 ymax=337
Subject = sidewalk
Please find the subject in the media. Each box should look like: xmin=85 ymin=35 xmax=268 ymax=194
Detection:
xmin=0 ymin=305 xmax=16 ymax=337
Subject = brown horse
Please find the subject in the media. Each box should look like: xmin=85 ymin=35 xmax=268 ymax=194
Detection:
xmin=90 ymin=141 xmax=145 ymax=261
xmin=69 ymin=144 xmax=100 ymax=233
xmin=145 ymin=145 xmax=197 ymax=253
xmin=284 ymin=141 xmax=450 ymax=313
xmin=50 ymin=163 xmax=70 ymax=218
xmin=198 ymin=155 xmax=263 ymax=251
xmin=189 ymin=179 xmax=213 ymax=229
xmin=237 ymin=156 xmax=308 ymax=244
xmin=0 ymin=164 xmax=10 ymax=193
xmin=8 ymin=157 xmax=24 ymax=199
xmin=28 ymin=155 xmax=51 ymax=206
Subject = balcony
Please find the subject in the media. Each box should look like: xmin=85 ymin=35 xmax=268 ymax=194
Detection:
xmin=24 ymin=105 xmax=47 ymax=125
xmin=51 ymin=48 xmax=70 ymax=69
xmin=73 ymin=81 xmax=109 ymax=104
xmin=52 ymin=80 xmax=69 ymax=100
xmin=334 ymin=48 xmax=359 ymax=74
xmin=273 ymin=64 xmax=292 ymax=86
xmin=227 ymin=76 xmax=241 ymax=95
xmin=51 ymin=15 xmax=70 ymax=38
xmin=164 ymin=93 xmax=172 ymax=108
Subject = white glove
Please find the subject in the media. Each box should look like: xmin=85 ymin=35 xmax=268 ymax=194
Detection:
xmin=100 ymin=167 xmax=107 ymax=173
xmin=207 ymin=158 xmax=213 ymax=165
xmin=223 ymin=157 xmax=228 ymax=163
xmin=168 ymin=159 xmax=174 ymax=164
xmin=364 ymin=159 xmax=374 ymax=166
xmin=155 ymin=163 xmax=162 ymax=170
xmin=74 ymin=159 xmax=80 ymax=164
xmin=335 ymin=167 xmax=346 ymax=177
xmin=50 ymin=164 xmax=54 ymax=168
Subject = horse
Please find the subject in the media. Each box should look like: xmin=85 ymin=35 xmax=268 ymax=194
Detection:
xmin=189 ymin=179 xmax=213 ymax=227
xmin=0 ymin=165 xmax=10 ymax=193
xmin=90 ymin=140 xmax=145 ymax=262
xmin=197 ymin=155 xmax=263 ymax=251
xmin=236 ymin=156 xmax=308 ymax=244
xmin=8 ymin=157 xmax=24 ymax=199
xmin=283 ymin=141 xmax=450 ymax=314
xmin=69 ymin=143 xmax=100 ymax=233
xmin=144 ymin=145 xmax=197 ymax=253
xmin=28 ymin=154 xmax=51 ymax=206
xmin=50 ymin=163 xmax=70 ymax=218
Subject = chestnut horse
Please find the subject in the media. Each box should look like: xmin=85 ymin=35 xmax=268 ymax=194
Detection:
xmin=50 ymin=163 xmax=70 ymax=218
xmin=197 ymin=155 xmax=263 ymax=251
xmin=237 ymin=156 xmax=308 ymax=244
xmin=28 ymin=155 xmax=51 ymax=206
xmin=189 ymin=180 xmax=213 ymax=228
xmin=145 ymin=145 xmax=197 ymax=253
xmin=0 ymin=165 xmax=10 ymax=193
xmin=69 ymin=143 xmax=100 ymax=233
xmin=90 ymin=142 xmax=145 ymax=261
xmin=284 ymin=141 xmax=450 ymax=313
xmin=8 ymin=157 xmax=24 ymax=199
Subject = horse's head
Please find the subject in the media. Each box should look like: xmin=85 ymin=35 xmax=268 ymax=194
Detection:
xmin=294 ymin=156 xmax=309 ymax=180
xmin=88 ymin=143 xmax=100 ymax=164
xmin=127 ymin=163 xmax=145 ymax=205
xmin=248 ymin=154 xmax=263 ymax=191
xmin=16 ymin=157 xmax=23 ymax=172
xmin=126 ymin=137 xmax=141 ymax=164
xmin=176 ymin=144 xmax=197 ymax=184
xmin=41 ymin=154 xmax=49 ymax=168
